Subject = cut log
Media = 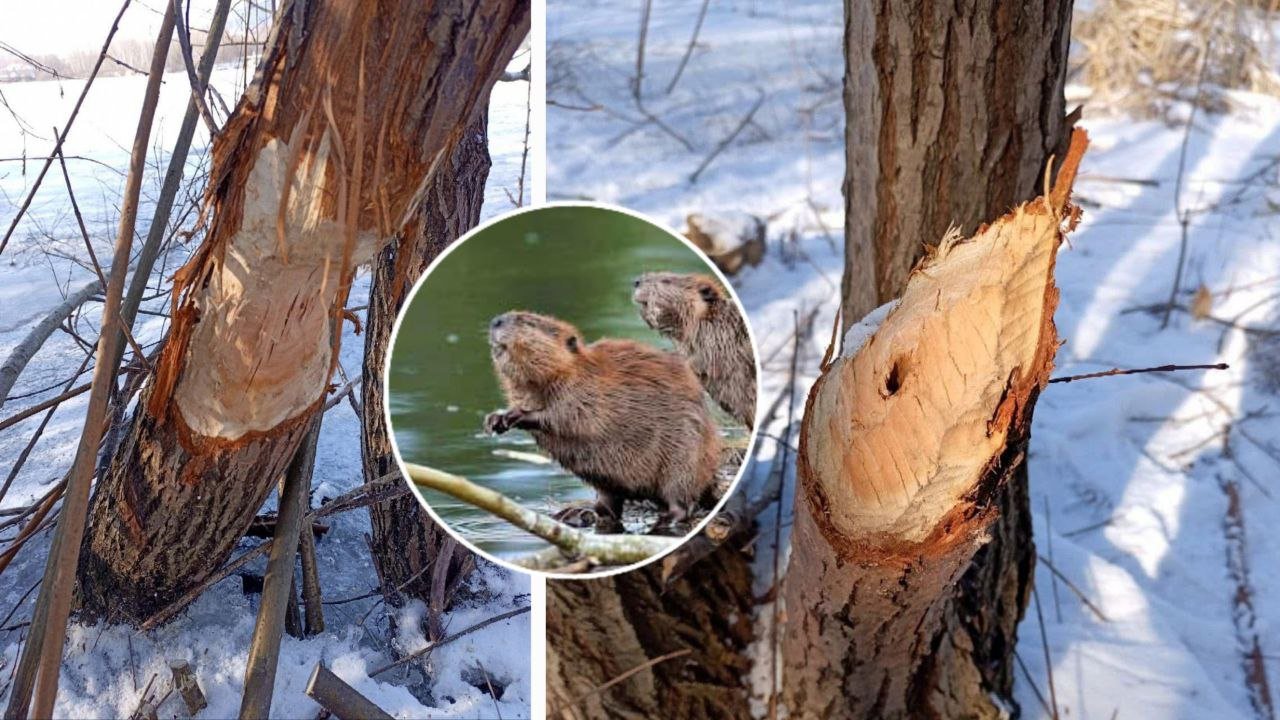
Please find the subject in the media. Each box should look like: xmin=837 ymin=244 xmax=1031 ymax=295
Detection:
xmin=305 ymin=664 xmax=394 ymax=720
xmin=76 ymin=0 xmax=529 ymax=623
xmin=781 ymin=129 xmax=1087 ymax=718
xmin=683 ymin=212 xmax=765 ymax=276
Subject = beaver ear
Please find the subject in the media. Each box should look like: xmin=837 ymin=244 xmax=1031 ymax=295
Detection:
xmin=698 ymin=283 xmax=720 ymax=304
xmin=566 ymin=335 xmax=580 ymax=353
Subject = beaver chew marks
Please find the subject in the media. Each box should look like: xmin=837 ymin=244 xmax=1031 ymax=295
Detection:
xmin=801 ymin=134 xmax=1086 ymax=547
xmin=172 ymin=135 xmax=379 ymax=440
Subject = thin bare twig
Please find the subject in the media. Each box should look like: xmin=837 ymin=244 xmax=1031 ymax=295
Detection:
xmin=369 ymin=606 xmax=530 ymax=678
xmin=551 ymin=649 xmax=691 ymax=718
xmin=1049 ymin=362 xmax=1228 ymax=384
xmin=664 ymin=0 xmax=711 ymax=95
xmin=0 ymin=0 xmax=133 ymax=257
xmin=1160 ymin=43 xmax=1212 ymax=330
xmin=690 ymin=93 xmax=766 ymax=184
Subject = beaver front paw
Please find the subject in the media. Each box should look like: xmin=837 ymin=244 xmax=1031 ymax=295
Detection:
xmin=484 ymin=408 xmax=525 ymax=435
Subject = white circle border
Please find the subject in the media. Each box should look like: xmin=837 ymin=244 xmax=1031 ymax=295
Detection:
xmin=383 ymin=200 xmax=766 ymax=581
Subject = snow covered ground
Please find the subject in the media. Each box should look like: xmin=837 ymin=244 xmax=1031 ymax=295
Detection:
xmin=550 ymin=2 xmax=1280 ymax=718
xmin=0 ymin=36 xmax=532 ymax=720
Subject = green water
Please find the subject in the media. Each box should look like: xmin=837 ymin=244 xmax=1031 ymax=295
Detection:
xmin=388 ymin=205 xmax=718 ymax=558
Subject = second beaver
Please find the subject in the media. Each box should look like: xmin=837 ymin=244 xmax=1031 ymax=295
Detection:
xmin=485 ymin=310 xmax=721 ymax=529
xmin=632 ymin=272 xmax=757 ymax=428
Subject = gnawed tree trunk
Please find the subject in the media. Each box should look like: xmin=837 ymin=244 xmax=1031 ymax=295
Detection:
xmin=781 ymin=130 xmax=1087 ymax=718
xmin=78 ymin=0 xmax=528 ymax=623
xmin=361 ymin=112 xmax=489 ymax=641
xmin=547 ymin=540 xmax=756 ymax=719
xmin=840 ymin=0 xmax=1077 ymax=322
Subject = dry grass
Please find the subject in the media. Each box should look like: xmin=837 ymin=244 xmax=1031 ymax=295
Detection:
xmin=1076 ymin=0 xmax=1280 ymax=117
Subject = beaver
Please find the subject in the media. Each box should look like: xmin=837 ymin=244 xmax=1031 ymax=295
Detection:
xmin=632 ymin=272 xmax=757 ymax=428
xmin=484 ymin=310 xmax=721 ymax=529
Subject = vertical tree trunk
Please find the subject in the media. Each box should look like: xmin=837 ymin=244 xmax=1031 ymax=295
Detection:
xmin=841 ymin=0 xmax=1076 ymax=322
xmin=782 ymin=3 xmax=1077 ymax=717
xmin=547 ymin=541 xmax=756 ymax=719
xmin=77 ymin=0 xmax=528 ymax=623
xmin=361 ymin=112 xmax=491 ymax=641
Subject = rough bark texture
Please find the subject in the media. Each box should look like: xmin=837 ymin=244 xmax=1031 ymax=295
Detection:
xmin=547 ymin=542 xmax=756 ymax=719
xmin=77 ymin=0 xmax=528 ymax=623
xmin=782 ymin=130 xmax=1088 ymax=719
xmin=361 ymin=112 xmax=490 ymax=641
xmin=841 ymin=0 xmax=1076 ymax=322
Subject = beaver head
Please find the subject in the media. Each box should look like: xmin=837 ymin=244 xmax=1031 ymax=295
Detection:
xmin=632 ymin=272 xmax=725 ymax=341
xmin=488 ymin=310 xmax=584 ymax=389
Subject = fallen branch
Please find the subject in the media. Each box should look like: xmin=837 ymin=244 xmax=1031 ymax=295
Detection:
xmin=306 ymin=664 xmax=393 ymax=720
xmin=404 ymin=463 xmax=680 ymax=567
xmin=0 ymin=280 xmax=102 ymax=409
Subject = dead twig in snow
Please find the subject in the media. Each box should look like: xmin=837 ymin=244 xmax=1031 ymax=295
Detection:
xmin=664 ymin=0 xmax=711 ymax=95
xmin=1161 ymin=44 xmax=1212 ymax=330
xmin=1035 ymin=553 xmax=1110 ymax=623
xmin=1032 ymin=585 xmax=1060 ymax=720
xmin=690 ymin=93 xmax=766 ymax=184
xmin=368 ymin=606 xmax=531 ymax=678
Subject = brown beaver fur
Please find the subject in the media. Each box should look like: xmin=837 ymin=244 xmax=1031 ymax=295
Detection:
xmin=484 ymin=310 xmax=721 ymax=528
xmin=632 ymin=272 xmax=757 ymax=428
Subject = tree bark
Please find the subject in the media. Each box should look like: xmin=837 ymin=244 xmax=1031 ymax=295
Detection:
xmin=360 ymin=112 xmax=489 ymax=640
xmin=782 ymin=129 xmax=1088 ymax=719
xmin=546 ymin=541 xmax=756 ymax=720
xmin=77 ymin=0 xmax=528 ymax=623
xmin=784 ymin=2 xmax=1076 ymax=715
xmin=841 ymin=0 xmax=1076 ymax=322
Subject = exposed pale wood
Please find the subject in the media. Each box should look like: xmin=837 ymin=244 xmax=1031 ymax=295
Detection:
xmin=782 ymin=129 xmax=1087 ymax=719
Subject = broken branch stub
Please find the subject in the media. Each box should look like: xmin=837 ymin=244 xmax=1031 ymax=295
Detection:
xmin=798 ymin=129 xmax=1087 ymax=554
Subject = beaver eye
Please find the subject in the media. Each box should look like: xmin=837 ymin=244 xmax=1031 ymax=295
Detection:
xmin=566 ymin=336 xmax=579 ymax=352
xmin=698 ymin=284 xmax=718 ymax=303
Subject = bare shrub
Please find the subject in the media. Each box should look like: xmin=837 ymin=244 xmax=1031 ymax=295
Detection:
xmin=1076 ymin=0 xmax=1280 ymax=116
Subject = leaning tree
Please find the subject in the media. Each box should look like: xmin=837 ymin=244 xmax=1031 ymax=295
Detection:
xmin=75 ymin=0 xmax=528 ymax=625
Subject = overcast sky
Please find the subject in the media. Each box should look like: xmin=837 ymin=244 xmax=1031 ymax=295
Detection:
xmin=1 ymin=0 xmax=224 ymax=57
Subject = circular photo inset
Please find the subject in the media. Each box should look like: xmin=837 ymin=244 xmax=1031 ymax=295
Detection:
xmin=386 ymin=203 xmax=761 ymax=577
